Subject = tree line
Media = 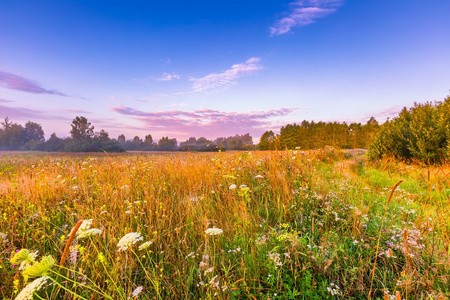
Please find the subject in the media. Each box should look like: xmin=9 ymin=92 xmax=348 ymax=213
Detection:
xmin=0 ymin=116 xmax=255 ymax=152
xmin=368 ymin=96 xmax=450 ymax=164
xmin=258 ymin=117 xmax=380 ymax=150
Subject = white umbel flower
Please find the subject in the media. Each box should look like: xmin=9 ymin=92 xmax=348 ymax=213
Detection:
xmin=129 ymin=286 xmax=143 ymax=298
xmin=15 ymin=276 xmax=49 ymax=300
xmin=138 ymin=241 xmax=153 ymax=251
xmin=77 ymin=228 xmax=103 ymax=240
xmin=117 ymin=232 xmax=143 ymax=252
xmin=205 ymin=227 xmax=223 ymax=236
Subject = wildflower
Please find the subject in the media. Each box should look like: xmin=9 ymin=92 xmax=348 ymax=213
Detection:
xmin=205 ymin=227 xmax=223 ymax=236
xmin=326 ymin=282 xmax=342 ymax=296
xmin=0 ymin=232 xmax=8 ymax=242
xmin=15 ymin=276 xmax=49 ymax=300
xmin=255 ymin=175 xmax=263 ymax=179
xmin=94 ymin=252 xmax=106 ymax=264
xmin=129 ymin=286 xmax=143 ymax=298
xmin=77 ymin=228 xmax=102 ymax=240
xmin=185 ymin=252 xmax=196 ymax=259
xmin=23 ymin=256 xmax=55 ymax=281
xmin=239 ymin=184 xmax=248 ymax=189
xmin=138 ymin=241 xmax=153 ymax=251
xmin=229 ymin=184 xmax=236 ymax=190
xmin=19 ymin=251 xmax=39 ymax=271
xmin=117 ymin=232 xmax=143 ymax=252
xmin=10 ymin=249 xmax=30 ymax=265
xmin=267 ymin=253 xmax=282 ymax=269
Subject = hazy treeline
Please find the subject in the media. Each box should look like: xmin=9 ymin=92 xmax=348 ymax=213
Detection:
xmin=0 ymin=116 xmax=255 ymax=152
xmin=258 ymin=117 xmax=380 ymax=150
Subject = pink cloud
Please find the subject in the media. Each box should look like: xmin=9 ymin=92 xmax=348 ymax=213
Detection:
xmin=0 ymin=104 xmax=69 ymax=121
xmin=63 ymin=109 xmax=91 ymax=114
xmin=190 ymin=57 xmax=263 ymax=92
xmin=0 ymin=70 xmax=68 ymax=96
xmin=0 ymin=98 xmax=13 ymax=103
xmin=110 ymin=105 xmax=295 ymax=140
xmin=271 ymin=0 xmax=343 ymax=36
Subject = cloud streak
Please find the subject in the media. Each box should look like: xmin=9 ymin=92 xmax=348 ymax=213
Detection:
xmin=110 ymin=105 xmax=295 ymax=139
xmin=0 ymin=70 xmax=68 ymax=96
xmin=190 ymin=57 xmax=262 ymax=92
xmin=154 ymin=72 xmax=181 ymax=82
xmin=271 ymin=0 xmax=344 ymax=36
xmin=0 ymin=104 xmax=69 ymax=121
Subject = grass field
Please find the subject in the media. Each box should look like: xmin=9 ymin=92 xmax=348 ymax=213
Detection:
xmin=0 ymin=149 xmax=449 ymax=299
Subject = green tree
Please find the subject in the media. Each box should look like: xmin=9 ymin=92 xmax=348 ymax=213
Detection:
xmin=70 ymin=116 xmax=94 ymax=143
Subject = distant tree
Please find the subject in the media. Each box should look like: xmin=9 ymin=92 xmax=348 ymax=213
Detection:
xmin=45 ymin=133 xmax=65 ymax=152
xmin=24 ymin=121 xmax=45 ymax=142
xmin=118 ymin=134 xmax=126 ymax=144
xmin=258 ymin=130 xmax=276 ymax=150
xmin=158 ymin=137 xmax=178 ymax=151
xmin=144 ymin=134 xmax=153 ymax=146
xmin=96 ymin=129 xmax=109 ymax=141
xmin=70 ymin=116 xmax=94 ymax=143
xmin=0 ymin=117 xmax=26 ymax=150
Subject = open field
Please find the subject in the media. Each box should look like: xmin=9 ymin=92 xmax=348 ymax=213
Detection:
xmin=1 ymin=150 xmax=450 ymax=299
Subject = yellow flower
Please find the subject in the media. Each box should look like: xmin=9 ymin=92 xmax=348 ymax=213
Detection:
xmin=10 ymin=249 xmax=30 ymax=265
xmin=23 ymin=256 xmax=55 ymax=282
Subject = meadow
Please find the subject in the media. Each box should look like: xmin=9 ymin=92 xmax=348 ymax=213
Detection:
xmin=0 ymin=149 xmax=449 ymax=299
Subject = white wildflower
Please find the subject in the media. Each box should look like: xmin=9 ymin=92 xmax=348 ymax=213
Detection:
xmin=205 ymin=227 xmax=223 ymax=236
xmin=138 ymin=241 xmax=153 ymax=251
xmin=117 ymin=232 xmax=143 ymax=252
xmin=267 ymin=253 xmax=282 ymax=269
xmin=229 ymin=184 xmax=236 ymax=190
xmin=255 ymin=175 xmax=264 ymax=179
xmin=19 ymin=251 xmax=39 ymax=271
xmin=76 ymin=228 xmax=102 ymax=240
xmin=15 ymin=276 xmax=49 ymax=300
xmin=185 ymin=252 xmax=196 ymax=259
xmin=129 ymin=286 xmax=143 ymax=299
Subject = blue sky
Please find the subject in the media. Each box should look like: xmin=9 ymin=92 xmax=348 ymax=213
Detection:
xmin=1 ymin=0 xmax=449 ymax=142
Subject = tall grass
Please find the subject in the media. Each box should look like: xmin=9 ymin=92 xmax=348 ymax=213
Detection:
xmin=0 ymin=150 xmax=449 ymax=299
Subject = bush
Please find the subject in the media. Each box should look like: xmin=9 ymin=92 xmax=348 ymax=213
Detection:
xmin=368 ymin=97 xmax=450 ymax=164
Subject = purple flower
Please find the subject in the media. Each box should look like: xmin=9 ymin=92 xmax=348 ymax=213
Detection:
xmin=387 ymin=242 xmax=393 ymax=247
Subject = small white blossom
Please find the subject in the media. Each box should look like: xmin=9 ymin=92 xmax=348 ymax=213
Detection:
xmin=229 ymin=184 xmax=236 ymax=190
xmin=77 ymin=228 xmax=102 ymax=240
xmin=205 ymin=227 xmax=223 ymax=236
xmin=129 ymin=286 xmax=143 ymax=299
xmin=15 ymin=276 xmax=49 ymax=300
xmin=117 ymin=232 xmax=144 ymax=252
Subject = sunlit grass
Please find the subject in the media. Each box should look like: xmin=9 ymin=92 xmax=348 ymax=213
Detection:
xmin=0 ymin=150 xmax=449 ymax=299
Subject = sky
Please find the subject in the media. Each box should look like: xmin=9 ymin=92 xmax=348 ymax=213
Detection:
xmin=1 ymin=0 xmax=450 ymax=142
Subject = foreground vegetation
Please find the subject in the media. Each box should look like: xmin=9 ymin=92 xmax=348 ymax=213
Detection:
xmin=0 ymin=150 xmax=449 ymax=299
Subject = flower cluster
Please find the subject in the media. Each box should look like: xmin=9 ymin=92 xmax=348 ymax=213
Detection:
xmin=117 ymin=232 xmax=144 ymax=252
xmin=205 ymin=227 xmax=223 ymax=236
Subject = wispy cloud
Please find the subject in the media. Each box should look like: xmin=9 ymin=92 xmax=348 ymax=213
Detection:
xmin=154 ymin=72 xmax=181 ymax=82
xmin=110 ymin=105 xmax=294 ymax=139
xmin=190 ymin=57 xmax=263 ymax=92
xmin=0 ymin=70 xmax=68 ymax=96
xmin=63 ymin=109 xmax=91 ymax=114
xmin=0 ymin=98 xmax=13 ymax=103
xmin=0 ymin=104 xmax=69 ymax=121
xmin=271 ymin=0 xmax=344 ymax=36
